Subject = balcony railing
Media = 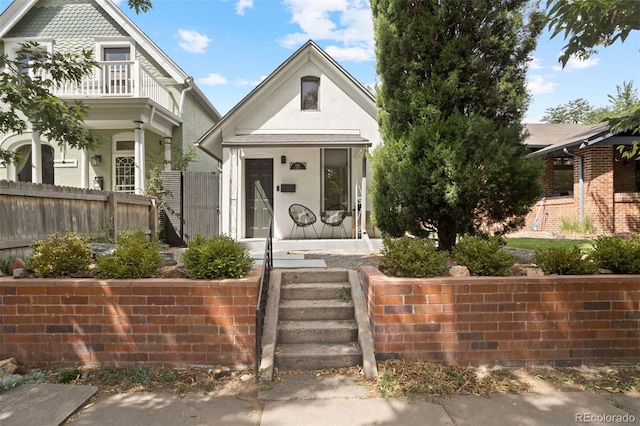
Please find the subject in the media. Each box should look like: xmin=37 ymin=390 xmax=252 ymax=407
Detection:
xmin=53 ymin=61 xmax=177 ymax=114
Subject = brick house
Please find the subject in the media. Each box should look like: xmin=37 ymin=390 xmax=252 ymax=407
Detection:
xmin=524 ymin=123 xmax=640 ymax=235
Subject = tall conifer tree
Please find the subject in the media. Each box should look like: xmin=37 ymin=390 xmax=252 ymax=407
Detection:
xmin=370 ymin=0 xmax=545 ymax=250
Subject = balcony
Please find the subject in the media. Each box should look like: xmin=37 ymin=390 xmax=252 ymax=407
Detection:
xmin=53 ymin=61 xmax=177 ymax=115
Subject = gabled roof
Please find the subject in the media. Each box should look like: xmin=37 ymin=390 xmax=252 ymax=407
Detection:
xmin=196 ymin=40 xmax=376 ymax=160
xmin=524 ymin=122 xmax=612 ymax=157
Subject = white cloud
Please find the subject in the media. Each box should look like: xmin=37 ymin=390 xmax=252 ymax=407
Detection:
xmin=527 ymin=75 xmax=558 ymax=95
xmin=178 ymin=29 xmax=211 ymax=54
xmin=199 ymin=73 xmax=228 ymax=86
xmin=236 ymin=0 xmax=254 ymax=15
xmin=280 ymin=0 xmax=374 ymax=62
xmin=529 ymin=56 xmax=543 ymax=70
xmin=236 ymin=75 xmax=268 ymax=87
xmin=325 ymin=45 xmax=371 ymax=62
xmin=552 ymin=56 xmax=600 ymax=71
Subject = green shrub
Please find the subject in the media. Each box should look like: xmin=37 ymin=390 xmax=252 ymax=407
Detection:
xmin=97 ymin=230 xmax=162 ymax=279
xmin=453 ymin=235 xmax=515 ymax=276
xmin=27 ymin=232 xmax=92 ymax=278
xmin=379 ymin=236 xmax=449 ymax=278
xmin=0 ymin=258 xmax=14 ymax=275
xmin=590 ymin=235 xmax=640 ymax=274
xmin=182 ymin=235 xmax=253 ymax=279
xmin=532 ymin=246 xmax=598 ymax=275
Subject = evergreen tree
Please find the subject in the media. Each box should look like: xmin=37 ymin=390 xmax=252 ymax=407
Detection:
xmin=370 ymin=0 xmax=545 ymax=250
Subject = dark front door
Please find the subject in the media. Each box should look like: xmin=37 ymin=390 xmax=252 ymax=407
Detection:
xmin=245 ymin=158 xmax=273 ymax=238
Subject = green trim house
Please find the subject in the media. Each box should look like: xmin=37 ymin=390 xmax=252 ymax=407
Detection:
xmin=0 ymin=0 xmax=221 ymax=194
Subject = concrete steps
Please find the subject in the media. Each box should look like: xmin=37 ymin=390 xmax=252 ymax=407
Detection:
xmin=275 ymin=271 xmax=363 ymax=371
xmin=279 ymin=299 xmax=355 ymax=321
xmin=275 ymin=343 xmax=363 ymax=371
xmin=281 ymin=282 xmax=350 ymax=300
xmin=278 ymin=319 xmax=358 ymax=344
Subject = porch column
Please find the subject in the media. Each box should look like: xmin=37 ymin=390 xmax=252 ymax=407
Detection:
xmin=220 ymin=148 xmax=231 ymax=237
xmin=80 ymin=149 xmax=88 ymax=189
xmin=229 ymin=148 xmax=242 ymax=240
xmin=30 ymin=130 xmax=42 ymax=184
xmin=164 ymin=137 xmax=172 ymax=171
xmin=134 ymin=120 xmax=145 ymax=195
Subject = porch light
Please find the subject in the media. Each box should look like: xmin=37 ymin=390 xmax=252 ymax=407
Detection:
xmin=90 ymin=155 xmax=102 ymax=166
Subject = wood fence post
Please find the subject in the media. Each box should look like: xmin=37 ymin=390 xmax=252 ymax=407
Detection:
xmin=109 ymin=192 xmax=118 ymax=240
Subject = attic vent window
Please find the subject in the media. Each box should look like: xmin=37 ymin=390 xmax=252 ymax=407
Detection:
xmin=301 ymin=76 xmax=319 ymax=110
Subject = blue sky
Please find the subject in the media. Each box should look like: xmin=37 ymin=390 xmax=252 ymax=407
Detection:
xmin=2 ymin=0 xmax=639 ymax=122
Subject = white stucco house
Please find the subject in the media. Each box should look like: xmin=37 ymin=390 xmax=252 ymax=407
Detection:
xmin=197 ymin=41 xmax=380 ymax=242
xmin=0 ymin=0 xmax=220 ymax=194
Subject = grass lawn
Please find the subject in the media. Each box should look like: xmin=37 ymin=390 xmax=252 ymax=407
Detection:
xmin=505 ymin=237 xmax=594 ymax=251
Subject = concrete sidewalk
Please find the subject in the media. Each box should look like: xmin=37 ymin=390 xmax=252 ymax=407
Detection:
xmin=1 ymin=373 xmax=638 ymax=426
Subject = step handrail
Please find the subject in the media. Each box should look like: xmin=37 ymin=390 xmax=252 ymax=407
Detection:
xmin=255 ymin=218 xmax=273 ymax=381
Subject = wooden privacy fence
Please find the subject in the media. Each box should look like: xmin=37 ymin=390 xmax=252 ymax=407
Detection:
xmin=0 ymin=180 xmax=158 ymax=260
xmin=161 ymin=171 xmax=220 ymax=246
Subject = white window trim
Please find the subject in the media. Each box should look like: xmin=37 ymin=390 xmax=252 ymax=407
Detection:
xmin=94 ymin=37 xmax=136 ymax=61
xmin=3 ymin=38 xmax=53 ymax=77
xmin=321 ymin=148 xmax=351 ymax=211
xmin=7 ymin=141 xmax=55 ymax=183
xmin=112 ymin=132 xmax=136 ymax=192
xmin=3 ymin=38 xmax=53 ymax=60
xmin=301 ymin=75 xmax=320 ymax=111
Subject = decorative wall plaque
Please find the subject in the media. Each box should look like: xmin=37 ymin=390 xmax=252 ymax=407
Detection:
xmin=289 ymin=162 xmax=306 ymax=170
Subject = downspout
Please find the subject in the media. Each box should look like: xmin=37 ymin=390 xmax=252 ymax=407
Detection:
xmin=179 ymin=76 xmax=194 ymax=116
xmin=563 ymin=147 xmax=584 ymax=224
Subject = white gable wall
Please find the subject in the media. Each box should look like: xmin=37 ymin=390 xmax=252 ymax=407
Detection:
xmin=221 ymin=56 xmax=378 ymax=240
xmin=231 ymin=60 xmax=378 ymax=143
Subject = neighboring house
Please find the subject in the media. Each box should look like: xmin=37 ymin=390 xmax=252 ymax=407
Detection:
xmin=197 ymin=40 xmax=379 ymax=241
xmin=524 ymin=122 xmax=640 ymax=235
xmin=0 ymin=0 xmax=221 ymax=194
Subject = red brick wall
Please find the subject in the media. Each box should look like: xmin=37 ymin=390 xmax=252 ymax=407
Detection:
xmin=614 ymin=193 xmax=640 ymax=235
xmin=359 ymin=266 xmax=640 ymax=367
xmin=0 ymin=268 xmax=261 ymax=369
xmin=581 ymin=145 xmax=615 ymax=233
xmin=523 ymin=146 xmax=640 ymax=235
xmin=522 ymin=196 xmax=575 ymax=233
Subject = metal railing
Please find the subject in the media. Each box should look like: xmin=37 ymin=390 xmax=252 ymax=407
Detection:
xmin=255 ymin=218 xmax=273 ymax=381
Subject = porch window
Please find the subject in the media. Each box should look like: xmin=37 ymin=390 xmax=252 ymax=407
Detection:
xmin=113 ymin=140 xmax=135 ymax=193
xmin=552 ymin=157 xmax=573 ymax=195
xmin=301 ymin=76 xmax=319 ymax=110
xmin=323 ymin=148 xmax=350 ymax=210
xmin=15 ymin=144 xmax=55 ymax=185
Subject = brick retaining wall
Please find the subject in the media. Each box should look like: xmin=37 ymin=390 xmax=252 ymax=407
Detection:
xmin=0 ymin=268 xmax=261 ymax=369
xmin=359 ymin=266 xmax=640 ymax=367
